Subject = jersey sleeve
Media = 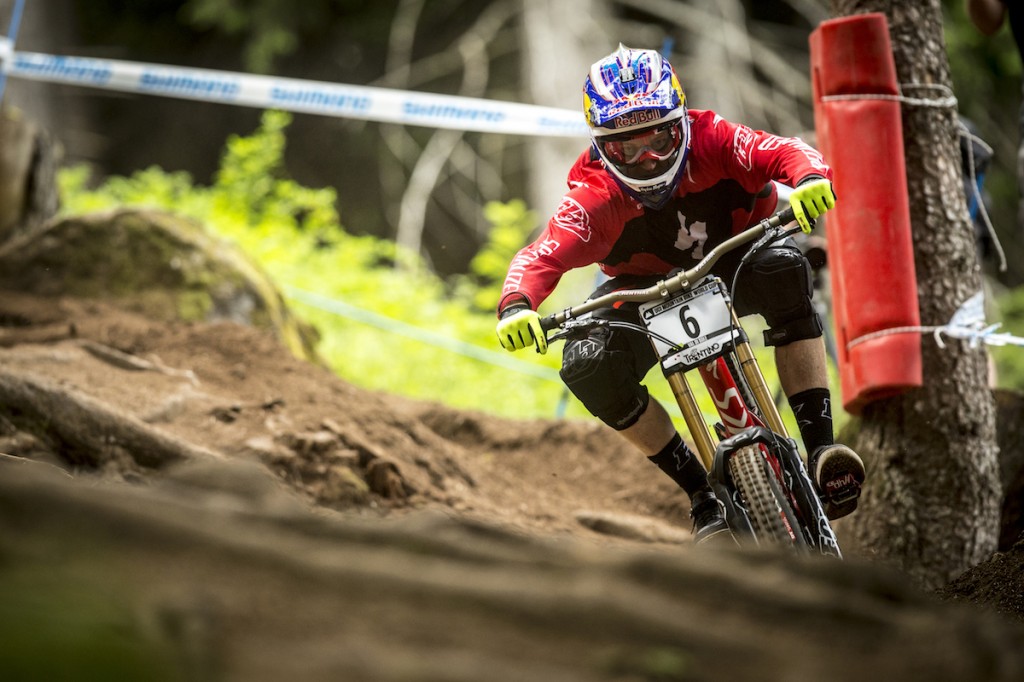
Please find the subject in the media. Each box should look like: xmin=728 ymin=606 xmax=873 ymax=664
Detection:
xmin=498 ymin=183 xmax=622 ymax=314
xmin=695 ymin=111 xmax=833 ymax=191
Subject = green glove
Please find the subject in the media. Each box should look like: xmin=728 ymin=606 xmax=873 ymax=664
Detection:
xmin=496 ymin=307 xmax=548 ymax=354
xmin=790 ymin=178 xmax=837 ymax=234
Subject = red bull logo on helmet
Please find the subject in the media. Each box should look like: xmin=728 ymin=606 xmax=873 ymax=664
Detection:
xmin=613 ymin=109 xmax=663 ymax=129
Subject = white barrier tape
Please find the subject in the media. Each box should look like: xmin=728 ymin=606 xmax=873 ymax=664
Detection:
xmin=5 ymin=50 xmax=590 ymax=138
xmin=0 ymin=38 xmax=12 ymax=73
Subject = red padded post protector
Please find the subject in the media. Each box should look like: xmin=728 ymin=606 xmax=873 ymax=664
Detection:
xmin=809 ymin=13 xmax=922 ymax=415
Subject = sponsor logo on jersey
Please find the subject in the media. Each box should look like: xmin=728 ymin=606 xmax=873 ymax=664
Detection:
xmin=552 ymin=197 xmax=592 ymax=242
xmin=733 ymin=125 xmax=756 ymax=171
xmin=503 ymin=238 xmax=561 ymax=294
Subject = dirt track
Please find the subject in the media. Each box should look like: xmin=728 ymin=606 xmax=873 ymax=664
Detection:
xmin=1 ymin=290 xmax=1022 ymax=680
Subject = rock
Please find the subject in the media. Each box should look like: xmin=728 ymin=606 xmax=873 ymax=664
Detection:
xmin=0 ymin=208 xmax=321 ymax=363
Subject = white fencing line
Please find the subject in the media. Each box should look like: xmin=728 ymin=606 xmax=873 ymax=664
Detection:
xmin=284 ymin=286 xmax=563 ymax=384
xmin=0 ymin=46 xmax=589 ymax=138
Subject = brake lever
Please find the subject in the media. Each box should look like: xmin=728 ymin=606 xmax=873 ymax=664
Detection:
xmin=740 ymin=219 xmax=808 ymax=268
xmin=546 ymin=317 xmax=608 ymax=343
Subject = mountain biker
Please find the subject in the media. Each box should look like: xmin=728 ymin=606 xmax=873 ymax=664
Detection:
xmin=495 ymin=45 xmax=865 ymax=545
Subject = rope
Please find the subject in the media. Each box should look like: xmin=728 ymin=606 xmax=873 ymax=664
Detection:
xmin=846 ymin=292 xmax=1024 ymax=351
xmin=819 ymin=82 xmax=958 ymax=109
xmin=821 ymin=82 xmax=1008 ymax=272
xmin=847 ymin=322 xmax=1024 ymax=350
xmin=959 ymin=119 xmax=1007 ymax=272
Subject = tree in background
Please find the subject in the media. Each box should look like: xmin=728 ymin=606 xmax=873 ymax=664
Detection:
xmin=830 ymin=0 xmax=1000 ymax=589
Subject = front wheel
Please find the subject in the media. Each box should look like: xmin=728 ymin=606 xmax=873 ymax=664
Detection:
xmin=729 ymin=445 xmax=809 ymax=552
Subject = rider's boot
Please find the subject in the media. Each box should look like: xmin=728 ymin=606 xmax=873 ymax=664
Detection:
xmin=809 ymin=444 xmax=865 ymax=520
xmin=689 ymin=489 xmax=735 ymax=546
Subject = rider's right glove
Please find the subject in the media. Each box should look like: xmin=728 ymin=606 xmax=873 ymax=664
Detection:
xmin=496 ymin=306 xmax=548 ymax=354
xmin=790 ymin=177 xmax=837 ymax=234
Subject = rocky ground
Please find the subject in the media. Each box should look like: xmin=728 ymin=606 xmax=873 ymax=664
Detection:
xmin=1 ymin=289 xmax=1022 ymax=681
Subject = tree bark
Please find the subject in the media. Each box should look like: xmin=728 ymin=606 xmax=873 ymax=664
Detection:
xmin=830 ymin=1 xmax=1001 ymax=589
xmin=0 ymin=106 xmax=60 ymax=242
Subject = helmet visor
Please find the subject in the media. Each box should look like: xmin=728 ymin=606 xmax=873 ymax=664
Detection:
xmin=597 ymin=121 xmax=683 ymax=171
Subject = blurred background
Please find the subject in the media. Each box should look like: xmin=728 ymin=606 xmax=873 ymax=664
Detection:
xmin=0 ymin=0 xmax=1021 ymax=415
xmin=2 ymin=0 xmax=1019 ymax=278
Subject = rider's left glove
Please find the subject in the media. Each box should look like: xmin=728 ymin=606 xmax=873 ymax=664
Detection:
xmin=496 ymin=306 xmax=548 ymax=354
xmin=790 ymin=177 xmax=837 ymax=234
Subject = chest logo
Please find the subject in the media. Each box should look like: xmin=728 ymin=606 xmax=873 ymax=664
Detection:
xmin=553 ymin=197 xmax=592 ymax=243
xmin=674 ymin=211 xmax=708 ymax=260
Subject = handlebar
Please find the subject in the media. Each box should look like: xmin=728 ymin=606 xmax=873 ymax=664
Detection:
xmin=540 ymin=205 xmax=799 ymax=333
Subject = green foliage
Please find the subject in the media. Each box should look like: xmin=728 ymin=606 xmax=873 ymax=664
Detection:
xmin=943 ymin=0 xmax=1024 ymax=284
xmin=181 ymin=0 xmax=382 ymax=73
xmin=183 ymin=0 xmax=324 ymax=73
xmin=455 ymin=199 xmax=538 ymax=311
xmin=59 ymin=109 xmax=821 ymax=450
xmin=59 ymin=110 xmax=575 ymax=421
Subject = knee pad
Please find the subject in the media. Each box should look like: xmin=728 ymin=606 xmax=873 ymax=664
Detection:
xmin=560 ymin=328 xmax=650 ymax=430
xmin=736 ymin=245 xmax=823 ymax=347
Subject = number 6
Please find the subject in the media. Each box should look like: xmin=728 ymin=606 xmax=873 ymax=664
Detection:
xmin=679 ymin=305 xmax=701 ymax=338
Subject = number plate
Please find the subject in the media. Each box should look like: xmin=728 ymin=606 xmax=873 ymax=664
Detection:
xmin=638 ymin=278 xmax=738 ymax=371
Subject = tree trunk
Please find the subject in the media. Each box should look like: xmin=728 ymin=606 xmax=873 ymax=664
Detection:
xmin=0 ymin=105 xmax=61 ymax=239
xmin=521 ymin=0 xmax=610 ymax=219
xmin=830 ymin=1 xmax=1001 ymax=589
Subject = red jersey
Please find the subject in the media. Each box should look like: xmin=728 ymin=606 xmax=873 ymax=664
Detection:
xmin=498 ymin=109 xmax=832 ymax=313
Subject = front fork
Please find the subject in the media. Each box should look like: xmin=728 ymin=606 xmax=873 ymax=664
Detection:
xmin=661 ymin=331 xmax=842 ymax=557
xmin=664 ymin=323 xmax=788 ymax=471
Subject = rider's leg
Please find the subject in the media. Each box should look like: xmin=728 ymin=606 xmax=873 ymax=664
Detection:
xmin=618 ymin=397 xmax=712 ymax=495
xmin=775 ymin=335 xmax=828 ymax=396
xmin=775 ymin=336 xmax=834 ymax=454
xmin=729 ymin=243 xmax=834 ymax=452
xmin=731 ymin=244 xmax=865 ymax=519
xmin=560 ymin=322 xmax=731 ymax=543
xmin=617 ymin=395 xmax=675 ymax=454
xmin=618 ymin=402 xmax=730 ymax=544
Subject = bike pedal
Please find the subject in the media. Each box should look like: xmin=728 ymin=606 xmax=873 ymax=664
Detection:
xmin=825 ymin=477 xmax=861 ymax=505
xmin=822 ymin=477 xmax=861 ymax=519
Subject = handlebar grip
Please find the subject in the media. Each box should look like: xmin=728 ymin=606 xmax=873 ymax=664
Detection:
xmin=540 ymin=313 xmax=559 ymax=333
xmin=777 ymin=205 xmax=796 ymax=227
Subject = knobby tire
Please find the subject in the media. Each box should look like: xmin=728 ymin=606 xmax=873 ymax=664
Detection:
xmin=729 ymin=445 xmax=808 ymax=551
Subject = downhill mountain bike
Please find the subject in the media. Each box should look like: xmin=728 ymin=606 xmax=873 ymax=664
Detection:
xmin=541 ymin=206 xmax=842 ymax=557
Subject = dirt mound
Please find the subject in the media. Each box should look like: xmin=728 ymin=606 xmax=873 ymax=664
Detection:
xmin=937 ymin=537 xmax=1024 ymax=622
xmin=2 ymin=289 xmax=1023 ymax=680
xmin=0 ymin=290 xmax=685 ymax=538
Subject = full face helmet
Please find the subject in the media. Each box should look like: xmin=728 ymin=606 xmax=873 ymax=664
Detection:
xmin=583 ymin=45 xmax=689 ymax=208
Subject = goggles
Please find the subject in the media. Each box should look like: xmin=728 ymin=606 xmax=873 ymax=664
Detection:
xmin=598 ymin=122 xmax=683 ymax=167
